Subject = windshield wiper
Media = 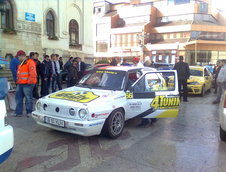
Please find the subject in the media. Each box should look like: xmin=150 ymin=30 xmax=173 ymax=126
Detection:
xmin=92 ymin=85 xmax=116 ymax=91
xmin=76 ymin=83 xmax=92 ymax=89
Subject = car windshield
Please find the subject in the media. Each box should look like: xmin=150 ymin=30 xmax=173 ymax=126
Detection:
xmin=77 ymin=70 xmax=126 ymax=90
xmin=190 ymin=69 xmax=203 ymax=76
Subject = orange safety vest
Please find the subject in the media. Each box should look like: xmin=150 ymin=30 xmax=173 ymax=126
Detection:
xmin=16 ymin=59 xmax=37 ymax=84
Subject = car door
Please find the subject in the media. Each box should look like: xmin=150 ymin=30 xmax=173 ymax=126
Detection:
xmin=204 ymin=68 xmax=212 ymax=90
xmin=125 ymin=70 xmax=180 ymax=119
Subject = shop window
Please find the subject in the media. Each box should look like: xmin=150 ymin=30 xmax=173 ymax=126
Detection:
xmin=0 ymin=0 xmax=13 ymax=29
xmin=46 ymin=10 xmax=55 ymax=37
xmin=69 ymin=19 xmax=79 ymax=45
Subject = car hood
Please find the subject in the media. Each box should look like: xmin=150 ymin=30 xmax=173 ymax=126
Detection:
xmin=40 ymin=86 xmax=123 ymax=108
xmin=188 ymin=76 xmax=204 ymax=84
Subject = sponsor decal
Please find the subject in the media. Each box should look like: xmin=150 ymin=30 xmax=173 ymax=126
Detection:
xmin=93 ymin=113 xmax=109 ymax=118
xmin=151 ymin=96 xmax=180 ymax=110
xmin=114 ymin=95 xmax=125 ymax=100
xmin=96 ymin=71 xmax=118 ymax=75
xmin=49 ymin=91 xmax=99 ymax=103
xmin=126 ymin=92 xmax=133 ymax=99
xmin=89 ymin=122 xmax=104 ymax=127
xmin=129 ymin=102 xmax=142 ymax=110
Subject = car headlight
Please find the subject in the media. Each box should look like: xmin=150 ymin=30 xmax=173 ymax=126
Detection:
xmin=78 ymin=109 xmax=88 ymax=119
xmin=189 ymin=82 xmax=199 ymax=85
xmin=69 ymin=108 xmax=76 ymax=116
xmin=36 ymin=102 xmax=41 ymax=111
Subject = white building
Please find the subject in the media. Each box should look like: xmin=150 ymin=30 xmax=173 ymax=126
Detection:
xmin=0 ymin=0 xmax=94 ymax=63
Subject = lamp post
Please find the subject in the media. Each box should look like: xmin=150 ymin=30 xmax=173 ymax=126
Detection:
xmin=137 ymin=29 xmax=150 ymax=61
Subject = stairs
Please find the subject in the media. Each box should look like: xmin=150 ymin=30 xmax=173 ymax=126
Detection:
xmin=0 ymin=67 xmax=16 ymax=90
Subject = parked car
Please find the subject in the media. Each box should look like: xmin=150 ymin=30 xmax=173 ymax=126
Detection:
xmin=187 ymin=66 xmax=212 ymax=96
xmin=0 ymin=78 xmax=14 ymax=164
xmin=32 ymin=66 xmax=180 ymax=139
xmin=151 ymin=62 xmax=174 ymax=69
xmin=219 ymin=91 xmax=226 ymax=141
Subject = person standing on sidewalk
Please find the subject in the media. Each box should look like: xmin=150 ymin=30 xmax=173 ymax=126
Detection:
xmin=213 ymin=60 xmax=226 ymax=104
xmin=15 ymin=50 xmax=37 ymax=117
xmin=173 ymin=56 xmax=190 ymax=102
xmin=40 ymin=55 xmax=51 ymax=97
xmin=51 ymin=54 xmax=62 ymax=92
xmin=213 ymin=60 xmax=222 ymax=94
xmin=75 ymin=57 xmax=86 ymax=80
xmin=10 ymin=51 xmax=22 ymax=83
xmin=32 ymin=52 xmax=41 ymax=99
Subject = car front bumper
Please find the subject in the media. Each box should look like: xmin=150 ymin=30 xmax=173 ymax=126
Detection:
xmin=187 ymin=85 xmax=202 ymax=94
xmin=32 ymin=111 xmax=105 ymax=137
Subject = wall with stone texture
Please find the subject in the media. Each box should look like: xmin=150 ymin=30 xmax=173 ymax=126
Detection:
xmin=0 ymin=0 xmax=93 ymax=63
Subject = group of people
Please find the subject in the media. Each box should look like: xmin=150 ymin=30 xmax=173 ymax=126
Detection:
xmin=9 ymin=50 xmax=85 ymax=117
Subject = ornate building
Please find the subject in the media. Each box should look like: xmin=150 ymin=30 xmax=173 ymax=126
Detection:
xmin=0 ymin=0 xmax=93 ymax=63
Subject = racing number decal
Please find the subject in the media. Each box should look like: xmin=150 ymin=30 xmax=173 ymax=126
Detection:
xmin=126 ymin=92 xmax=133 ymax=99
xmin=150 ymin=96 xmax=180 ymax=110
xmin=49 ymin=91 xmax=99 ymax=103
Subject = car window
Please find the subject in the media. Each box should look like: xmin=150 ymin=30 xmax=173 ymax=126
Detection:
xmin=133 ymin=71 xmax=176 ymax=92
xmin=204 ymin=69 xmax=210 ymax=76
xmin=78 ymin=70 xmax=126 ymax=90
xmin=126 ymin=71 xmax=142 ymax=88
xmin=190 ymin=69 xmax=203 ymax=76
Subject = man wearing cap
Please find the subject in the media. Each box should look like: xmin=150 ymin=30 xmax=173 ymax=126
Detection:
xmin=132 ymin=57 xmax=144 ymax=67
xmin=10 ymin=51 xmax=22 ymax=83
xmin=15 ymin=50 xmax=37 ymax=117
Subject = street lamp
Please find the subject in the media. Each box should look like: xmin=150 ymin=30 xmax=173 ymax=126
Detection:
xmin=137 ymin=29 xmax=150 ymax=61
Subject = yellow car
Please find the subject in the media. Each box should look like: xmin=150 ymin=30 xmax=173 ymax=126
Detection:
xmin=187 ymin=66 xmax=212 ymax=96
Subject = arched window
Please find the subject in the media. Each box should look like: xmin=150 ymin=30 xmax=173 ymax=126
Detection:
xmin=69 ymin=19 xmax=79 ymax=45
xmin=46 ymin=11 xmax=55 ymax=37
xmin=0 ymin=0 xmax=14 ymax=29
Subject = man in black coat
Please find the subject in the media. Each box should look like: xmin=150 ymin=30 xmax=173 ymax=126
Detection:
xmin=40 ymin=55 xmax=52 ymax=97
xmin=173 ymin=56 xmax=190 ymax=102
xmin=75 ymin=57 xmax=86 ymax=80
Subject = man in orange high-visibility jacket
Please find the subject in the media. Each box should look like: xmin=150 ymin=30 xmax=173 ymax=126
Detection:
xmin=15 ymin=50 xmax=37 ymax=117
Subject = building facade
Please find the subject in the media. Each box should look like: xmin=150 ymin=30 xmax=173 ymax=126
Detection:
xmin=0 ymin=0 xmax=94 ymax=63
xmin=93 ymin=0 xmax=226 ymax=65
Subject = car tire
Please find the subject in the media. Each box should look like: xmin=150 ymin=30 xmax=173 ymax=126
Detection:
xmin=220 ymin=126 xmax=226 ymax=142
xmin=105 ymin=109 xmax=125 ymax=139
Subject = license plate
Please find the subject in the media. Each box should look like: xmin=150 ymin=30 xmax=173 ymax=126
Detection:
xmin=44 ymin=117 xmax=65 ymax=127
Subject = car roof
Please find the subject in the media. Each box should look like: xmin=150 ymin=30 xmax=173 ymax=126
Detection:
xmin=98 ymin=66 xmax=156 ymax=72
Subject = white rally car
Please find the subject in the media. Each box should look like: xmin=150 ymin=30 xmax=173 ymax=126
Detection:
xmin=32 ymin=66 xmax=180 ymax=138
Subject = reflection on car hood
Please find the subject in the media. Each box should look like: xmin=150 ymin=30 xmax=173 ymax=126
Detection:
xmin=42 ymin=86 xmax=122 ymax=105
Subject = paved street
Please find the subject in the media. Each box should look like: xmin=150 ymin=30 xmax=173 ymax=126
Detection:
xmin=1 ymin=92 xmax=226 ymax=172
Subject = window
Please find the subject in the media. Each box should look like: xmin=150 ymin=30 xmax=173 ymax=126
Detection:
xmin=0 ymin=0 xmax=13 ymax=29
xmin=46 ymin=11 xmax=55 ymax=37
xmin=133 ymin=72 xmax=176 ymax=92
xmin=69 ymin=19 xmax=79 ymax=45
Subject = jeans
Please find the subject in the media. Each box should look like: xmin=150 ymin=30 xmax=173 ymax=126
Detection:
xmin=178 ymin=80 xmax=188 ymax=101
xmin=15 ymin=84 xmax=34 ymax=115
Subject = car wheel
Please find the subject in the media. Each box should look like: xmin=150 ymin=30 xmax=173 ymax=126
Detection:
xmin=220 ymin=126 xmax=226 ymax=142
xmin=105 ymin=109 xmax=125 ymax=139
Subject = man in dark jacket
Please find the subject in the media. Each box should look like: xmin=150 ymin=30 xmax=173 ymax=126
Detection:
xmin=75 ymin=57 xmax=86 ymax=80
xmin=173 ymin=56 xmax=190 ymax=102
xmin=10 ymin=51 xmax=22 ymax=83
xmin=40 ymin=55 xmax=51 ymax=97
xmin=31 ymin=52 xmax=41 ymax=99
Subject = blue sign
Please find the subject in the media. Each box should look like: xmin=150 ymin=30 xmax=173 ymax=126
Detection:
xmin=25 ymin=12 xmax=35 ymax=22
